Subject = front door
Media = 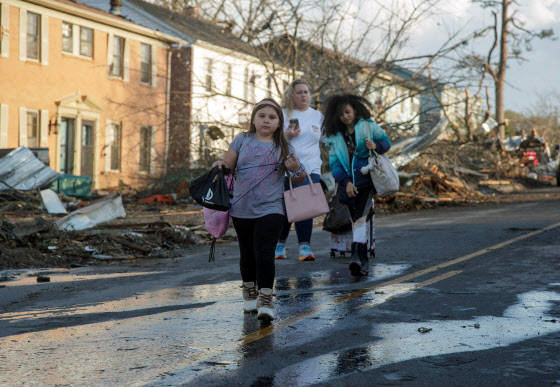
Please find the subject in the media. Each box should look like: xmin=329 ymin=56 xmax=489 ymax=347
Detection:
xmin=81 ymin=121 xmax=94 ymax=178
xmin=60 ymin=117 xmax=75 ymax=175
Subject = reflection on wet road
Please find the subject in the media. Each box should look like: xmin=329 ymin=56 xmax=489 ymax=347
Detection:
xmin=0 ymin=264 xmax=410 ymax=386
xmin=272 ymin=287 xmax=560 ymax=385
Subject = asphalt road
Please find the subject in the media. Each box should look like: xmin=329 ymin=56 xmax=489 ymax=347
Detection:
xmin=1 ymin=197 xmax=559 ymax=386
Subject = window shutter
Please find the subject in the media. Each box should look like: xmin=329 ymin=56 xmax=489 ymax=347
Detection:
xmin=151 ymin=45 xmax=157 ymax=87
xmin=41 ymin=14 xmax=48 ymax=65
xmin=19 ymin=9 xmax=26 ymax=61
xmin=123 ymin=38 xmax=129 ymax=82
xmin=106 ymin=33 xmax=114 ymax=76
xmin=150 ymin=126 xmax=156 ymax=174
xmin=104 ymin=120 xmax=112 ymax=171
xmin=19 ymin=107 xmax=27 ymax=146
xmin=1 ymin=4 xmax=9 ymax=58
xmin=40 ymin=109 xmax=48 ymax=147
xmin=0 ymin=104 xmax=8 ymax=148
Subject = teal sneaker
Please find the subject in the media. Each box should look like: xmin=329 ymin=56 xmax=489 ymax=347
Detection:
xmin=275 ymin=243 xmax=286 ymax=259
xmin=298 ymin=245 xmax=315 ymax=261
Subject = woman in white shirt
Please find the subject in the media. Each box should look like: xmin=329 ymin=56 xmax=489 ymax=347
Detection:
xmin=275 ymin=79 xmax=324 ymax=261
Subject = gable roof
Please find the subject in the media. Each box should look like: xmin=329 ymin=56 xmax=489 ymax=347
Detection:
xmin=79 ymin=0 xmax=259 ymax=57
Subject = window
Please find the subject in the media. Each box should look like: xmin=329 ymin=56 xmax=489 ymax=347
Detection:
xmin=205 ymin=58 xmax=213 ymax=92
xmin=80 ymin=27 xmax=93 ymax=57
xmin=1 ymin=4 xmax=7 ymax=58
xmin=140 ymin=43 xmax=151 ymax=84
xmin=243 ymin=67 xmax=249 ymax=101
xmin=111 ymin=36 xmax=124 ymax=78
xmin=26 ymin=12 xmax=40 ymax=60
xmin=266 ymin=75 xmax=272 ymax=98
xmin=225 ymin=64 xmax=232 ymax=96
xmin=108 ymin=123 xmax=121 ymax=171
xmin=139 ymin=126 xmax=152 ymax=173
xmin=62 ymin=22 xmax=73 ymax=53
xmin=26 ymin=111 xmax=38 ymax=147
xmin=249 ymin=71 xmax=256 ymax=102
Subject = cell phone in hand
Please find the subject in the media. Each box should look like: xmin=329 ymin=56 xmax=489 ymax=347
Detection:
xmin=289 ymin=118 xmax=299 ymax=129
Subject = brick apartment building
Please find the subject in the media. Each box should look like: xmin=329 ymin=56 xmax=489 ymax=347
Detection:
xmin=0 ymin=0 xmax=183 ymax=189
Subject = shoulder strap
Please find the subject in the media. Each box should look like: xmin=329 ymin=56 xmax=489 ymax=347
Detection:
xmin=365 ymin=121 xmax=374 ymax=158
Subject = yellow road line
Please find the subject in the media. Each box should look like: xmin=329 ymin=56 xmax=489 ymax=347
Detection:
xmin=360 ymin=270 xmax=463 ymax=309
xmin=130 ymin=220 xmax=560 ymax=385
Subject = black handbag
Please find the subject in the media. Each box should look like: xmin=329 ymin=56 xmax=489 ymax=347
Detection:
xmin=322 ymin=187 xmax=352 ymax=234
xmin=190 ymin=166 xmax=232 ymax=211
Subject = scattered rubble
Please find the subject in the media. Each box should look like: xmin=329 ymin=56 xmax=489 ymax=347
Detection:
xmin=1 ymin=137 xmax=559 ymax=271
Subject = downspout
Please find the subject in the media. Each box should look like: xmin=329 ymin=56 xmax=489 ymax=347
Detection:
xmin=164 ymin=46 xmax=172 ymax=174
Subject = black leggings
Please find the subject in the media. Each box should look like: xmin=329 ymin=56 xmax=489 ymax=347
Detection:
xmin=348 ymin=186 xmax=374 ymax=222
xmin=232 ymin=214 xmax=285 ymax=289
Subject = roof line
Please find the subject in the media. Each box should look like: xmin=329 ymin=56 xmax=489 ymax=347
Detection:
xmin=122 ymin=0 xmax=195 ymax=45
xmin=24 ymin=0 xmax=187 ymax=44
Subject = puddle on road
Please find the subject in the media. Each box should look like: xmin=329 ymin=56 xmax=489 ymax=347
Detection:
xmin=0 ymin=268 xmax=165 ymax=287
xmin=271 ymin=287 xmax=560 ymax=385
xmin=275 ymin=263 xmax=410 ymax=291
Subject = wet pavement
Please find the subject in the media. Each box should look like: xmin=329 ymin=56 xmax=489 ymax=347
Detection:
xmin=1 ymin=199 xmax=560 ymax=386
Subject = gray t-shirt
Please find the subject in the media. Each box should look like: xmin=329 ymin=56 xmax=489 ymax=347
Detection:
xmin=230 ymin=133 xmax=291 ymax=218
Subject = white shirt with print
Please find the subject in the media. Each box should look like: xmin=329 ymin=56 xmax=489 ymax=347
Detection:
xmin=283 ymin=107 xmax=324 ymax=175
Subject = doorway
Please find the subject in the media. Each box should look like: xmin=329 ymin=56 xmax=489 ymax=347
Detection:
xmin=81 ymin=121 xmax=94 ymax=177
xmin=60 ymin=117 xmax=75 ymax=175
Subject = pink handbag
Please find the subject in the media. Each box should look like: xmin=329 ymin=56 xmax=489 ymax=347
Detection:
xmin=284 ymin=171 xmax=329 ymax=223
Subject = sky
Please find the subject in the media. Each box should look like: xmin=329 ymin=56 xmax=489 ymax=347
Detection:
xmin=401 ymin=0 xmax=560 ymax=113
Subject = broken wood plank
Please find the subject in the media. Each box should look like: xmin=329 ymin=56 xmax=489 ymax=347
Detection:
xmin=99 ymin=221 xmax=173 ymax=229
xmin=111 ymin=237 xmax=151 ymax=254
xmin=478 ymin=180 xmax=512 ymax=186
xmin=454 ymin=167 xmax=489 ymax=179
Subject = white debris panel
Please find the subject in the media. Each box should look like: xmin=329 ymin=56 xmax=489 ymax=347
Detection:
xmin=55 ymin=192 xmax=126 ymax=231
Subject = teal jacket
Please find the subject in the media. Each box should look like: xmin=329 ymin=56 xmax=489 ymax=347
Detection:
xmin=326 ymin=118 xmax=391 ymax=191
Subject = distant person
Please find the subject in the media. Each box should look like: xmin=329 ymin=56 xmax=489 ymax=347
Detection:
xmin=213 ymin=98 xmax=305 ymax=321
xmin=322 ymin=94 xmax=391 ymax=276
xmin=274 ymin=79 xmax=324 ymax=262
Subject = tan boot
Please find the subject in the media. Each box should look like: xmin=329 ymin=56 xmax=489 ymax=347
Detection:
xmin=256 ymin=288 xmax=274 ymax=321
xmin=241 ymin=282 xmax=258 ymax=313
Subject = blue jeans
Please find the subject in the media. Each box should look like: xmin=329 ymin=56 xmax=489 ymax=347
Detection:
xmin=279 ymin=173 xmax=321 ymax=245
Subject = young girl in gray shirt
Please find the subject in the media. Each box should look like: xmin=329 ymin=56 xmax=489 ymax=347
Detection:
xmin=213 ymin=98 xmax=304 ymax=321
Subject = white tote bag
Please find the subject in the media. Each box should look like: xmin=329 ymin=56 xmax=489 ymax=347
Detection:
xmin=361 ymin=122 xmax=399 ymax=197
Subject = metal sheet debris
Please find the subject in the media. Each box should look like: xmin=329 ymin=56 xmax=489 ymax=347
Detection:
xmin=0 ymin=147 xmax=59 ymax=191
xmin=55 ymin=192 xmax=126 ymax=231
xmin=390 ymin=117 xmax=449 ymax=169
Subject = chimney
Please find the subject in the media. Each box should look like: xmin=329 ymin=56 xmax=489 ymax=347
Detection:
xmin=110 ymin=0 xmax=122 ymax=16
xmin=184 ymin=6 xmax=199 ymax=18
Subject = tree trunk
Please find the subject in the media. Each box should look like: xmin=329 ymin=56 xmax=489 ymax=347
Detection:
xmin=495 ymin=0 xmax=509 ymax=141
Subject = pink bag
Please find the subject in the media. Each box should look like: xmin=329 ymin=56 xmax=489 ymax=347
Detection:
xmin=203 ymin=175 xmax=234 ymax=262
xmin=203 ymin=207 xmax=231 ymax=239
xmin=284 ymin=171 xmax=329 ymax=223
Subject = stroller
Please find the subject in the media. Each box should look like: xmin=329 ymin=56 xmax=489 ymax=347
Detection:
xmin=325 ymin=200 xmax=375 ymax=259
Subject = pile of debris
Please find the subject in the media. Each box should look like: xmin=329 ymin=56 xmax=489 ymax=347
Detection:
xmin=0 ymin=147 xmax=226 ymax=270
xmin=375 ymin=139 xmax=557 ymax=213
xmin=0 ymin=195 xmax=216 ymax=270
